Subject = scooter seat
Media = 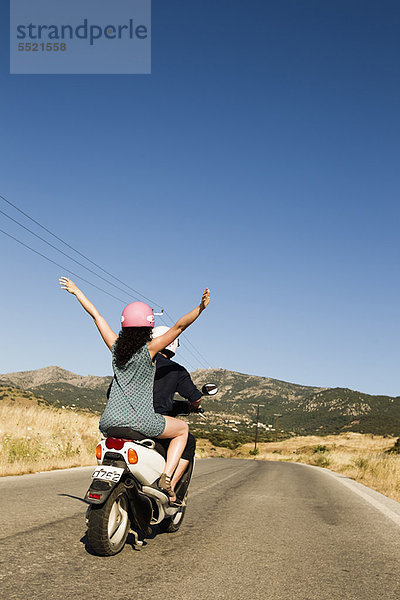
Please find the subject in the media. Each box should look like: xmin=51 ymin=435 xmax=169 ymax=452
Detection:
xmin=105 ymin=427 xmax=167 ymax=459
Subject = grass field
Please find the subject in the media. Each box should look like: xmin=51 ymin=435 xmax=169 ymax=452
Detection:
xmin=0 ymin=393 xmax=99 ymax=476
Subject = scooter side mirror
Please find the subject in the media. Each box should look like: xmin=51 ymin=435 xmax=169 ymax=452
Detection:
xmin=201 ymin=383 xmax=218 ymax=396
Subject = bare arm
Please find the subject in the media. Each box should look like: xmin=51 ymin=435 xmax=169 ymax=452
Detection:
xmin=148 ymin=288 xmax=210 ymax=360
xmin=59 ymin=277 xmax=118 ymax=351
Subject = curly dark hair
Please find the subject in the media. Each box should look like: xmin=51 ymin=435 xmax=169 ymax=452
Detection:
xmin=113 ymin=327 xmax=153 ymax=366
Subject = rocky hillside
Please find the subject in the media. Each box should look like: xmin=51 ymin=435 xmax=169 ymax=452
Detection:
xmin=0 ymin=366 xmax=111 ymax=390
xmin=1 ymin=366 xmax=399 ymax=435
xmin=190 ymin=369 xmax=400 ymax=435
xmin=0 ymin=366 xmax=112 ymax=413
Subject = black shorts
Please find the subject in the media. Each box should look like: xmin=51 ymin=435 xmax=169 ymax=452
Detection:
xmin=159 ymin=432 xmax=196 ymax=461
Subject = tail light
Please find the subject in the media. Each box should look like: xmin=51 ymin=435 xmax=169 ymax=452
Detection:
xmin=105 ymin=437 xmax=125 ymax=451
xmin=128 ymin=448 xmax=138 ymax=464
xmin=89 ymin=493 xmax=101 ymax=500
xmin=96 ymin=444 xmax=102 ymax=460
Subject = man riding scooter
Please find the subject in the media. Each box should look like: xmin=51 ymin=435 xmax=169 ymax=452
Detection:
xmin=152 ymin=326 xmax=203 ymax=492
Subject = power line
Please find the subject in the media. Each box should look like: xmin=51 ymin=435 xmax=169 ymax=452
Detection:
xmin=0 ymin=193 xmax=163 ymax=308
xmin=0 ymin=193 xmax=212 ymax=369
xmin=159 ymin=310 xmax=210 ymax=369
xmin=0 ymin=207 xmax=153 ymax=303
xmin=0 ymin=207 xmax=210 ymax=368
xmin=180 ymin=336 xmax=211 ymax=368
xmin=156 ymin=314 xmax=198 ymax=371
xmin=0 ymin=226 xmax=203 ymax=371
xmin=0 ymin=228 xmax=131 ymax=304
xmin=175 ymin=337 xmax=209 ymax=370
xmin=163 ymin=309 xmax=212 ymax=369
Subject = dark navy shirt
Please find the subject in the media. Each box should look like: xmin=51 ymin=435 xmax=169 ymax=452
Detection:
xmin=153 ymin=353 xmax=202 ymax=416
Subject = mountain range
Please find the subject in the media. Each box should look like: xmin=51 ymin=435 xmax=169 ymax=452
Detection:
xmin=1 ymin=365 xmax=399 ymax=435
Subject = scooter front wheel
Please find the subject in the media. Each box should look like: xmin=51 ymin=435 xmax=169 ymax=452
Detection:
xmin=160 ymin=490 xmax=188 ymax=534
xmin=87 ymin=483 xmax=130 ymax=556
xmin=161 ymin=460 xmax=193 ymax=533
xmin=160 ymin=503 xmax=187 ymax=533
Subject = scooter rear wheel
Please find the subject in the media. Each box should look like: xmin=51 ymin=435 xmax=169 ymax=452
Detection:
xmin=87 ymin=483 xmax=130 ymax=556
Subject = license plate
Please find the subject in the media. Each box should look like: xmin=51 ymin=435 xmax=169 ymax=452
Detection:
xmin=92 ymin=466 xmax=124 ymax=483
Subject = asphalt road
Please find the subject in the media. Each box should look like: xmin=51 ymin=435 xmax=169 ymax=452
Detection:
xmin=1 ymin=458 xmax=400 ymax=600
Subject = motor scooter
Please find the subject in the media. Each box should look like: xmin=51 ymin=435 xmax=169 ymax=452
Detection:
xmin=85 ymin=383 xmax=218 ymax=556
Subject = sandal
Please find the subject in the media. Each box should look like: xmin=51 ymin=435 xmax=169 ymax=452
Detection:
xmin=158 ymin=473 xmax=176 ymax=502
xmin=168 ymin=498 xmax=183 ymax=508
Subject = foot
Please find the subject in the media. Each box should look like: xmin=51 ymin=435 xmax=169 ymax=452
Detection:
xmin=168 ymin=497 xmax=183 ymax=508
xmin=158 ymin=473 xmax=176 ymax=503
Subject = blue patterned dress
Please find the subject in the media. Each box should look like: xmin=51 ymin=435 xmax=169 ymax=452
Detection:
xmin=99 ymin=343 xmax=166 ymax=437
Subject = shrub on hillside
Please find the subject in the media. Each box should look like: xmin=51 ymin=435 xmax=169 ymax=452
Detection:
xmin=386 ymin=438 xmax=400 ymax=454
xmin=313 ymin=444 xmax=329 ymax=454
xmin=310 ymin=453 xmax=330 ymax=467
xmin=352 ymin=456 xmax=369 ymax=470
xmin=207 ymin=432 xmax=248 ymax=450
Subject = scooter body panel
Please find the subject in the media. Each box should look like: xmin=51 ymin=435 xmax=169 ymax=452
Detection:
xmin=97 ymin=439 xmax=165 ymax=485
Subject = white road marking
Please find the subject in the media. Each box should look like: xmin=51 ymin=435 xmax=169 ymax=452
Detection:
xmin=298 ymin=462 xmax=400 ymax=528
xmin=191 ymin=464 xmax=253 ymax=497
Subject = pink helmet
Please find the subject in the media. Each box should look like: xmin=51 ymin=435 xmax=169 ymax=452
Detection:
xmin=121 ymin=302 xmax=154 ymax=328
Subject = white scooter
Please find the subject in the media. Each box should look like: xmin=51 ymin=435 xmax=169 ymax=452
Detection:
xmin=85 ymin=383 xmax=218 ymax=556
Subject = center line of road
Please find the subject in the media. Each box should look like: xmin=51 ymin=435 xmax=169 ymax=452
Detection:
xmin=191 ymin=465 xmax=253 ymax=497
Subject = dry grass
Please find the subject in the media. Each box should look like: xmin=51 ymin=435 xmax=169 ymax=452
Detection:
xmin=0 ymin=397 xmax=99 ymax=476
xmin=197 ymin=433 xmax=400 ymax=503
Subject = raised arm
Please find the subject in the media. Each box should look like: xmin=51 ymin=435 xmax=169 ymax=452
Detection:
xmin=148 ymin=288 xmax=210 ymax=360
xmin=59 ymin=277 xmax=118 ymax=351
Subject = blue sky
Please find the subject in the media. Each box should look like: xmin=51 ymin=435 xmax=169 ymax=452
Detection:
xmin=1 ymin=1 xmax=399 ymax=395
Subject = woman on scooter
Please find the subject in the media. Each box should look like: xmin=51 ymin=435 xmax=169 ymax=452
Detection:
xmin=59 ymin=277 xmax=210 ymax=502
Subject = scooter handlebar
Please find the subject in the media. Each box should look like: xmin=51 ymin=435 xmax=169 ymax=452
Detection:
xmin=170 ymin=400 xmax=205 ymax=417
xmin=190 ymin=406 xmax=205 ymax=414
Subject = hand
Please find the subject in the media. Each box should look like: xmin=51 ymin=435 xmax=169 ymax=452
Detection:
xmin=59 ymin=277 xmax=79 ymax=295
xmin=189 ymin=399 xmax=202 ymax=412
xmin=200 ymin=288 xmax=210 ymax=311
